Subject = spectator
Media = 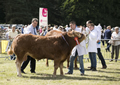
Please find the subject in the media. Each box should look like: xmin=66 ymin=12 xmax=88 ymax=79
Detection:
xmin=7 ymin=26 xmax=11 ymax=32
xmin=87 ymin=23 xmax=97 ymax=71
xmin=16 ymin=29 xmax=21 ymax=34
xmin=104 ymin=26 xmax=112 ymax=52
xmin=0 ymin=27 xmax=2 ymax=38
xmin=8 ymin=25 xmax=18 ymax=60
xmin=110 ymin=27 xmax=120 ymax=62
xmin=40 ymin=26 xmax=47 ymax=36
xmin=50 ymin=27 xmax=53 ymax=30
xmin=103 ymin=25 xmax=106 ymax=29
xmin=48 ymin=26 xmax=51 ymax=32
xmin=21 ymin=18 xmax=38 ymax=74
xmin=65 ymin=21 xmax=87 ymax=75
xmin=58 ymin=26 xmax=62 ymax=31
xmin=21 ymin=26 xmax=25 ymax=34
xmin=53 ymin=25 xmax=58 ymax=30
xmin=65 ymin=25 xmax=70 ymax=32
xmin=53 ymin=25 xmax=56 ymax=30
xmin=39 ymin=26 xmax=43 ymax=35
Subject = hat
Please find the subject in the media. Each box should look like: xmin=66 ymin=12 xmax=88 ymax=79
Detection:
xmin=12 ymin=25 xmax=16 ymax=28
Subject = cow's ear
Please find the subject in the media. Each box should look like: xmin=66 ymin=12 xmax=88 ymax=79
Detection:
xmin=67 ymin=31 xmax=75 ymax=37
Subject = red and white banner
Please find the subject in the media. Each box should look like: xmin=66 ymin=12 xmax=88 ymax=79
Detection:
xmin=39 ymin=8 xmax=48 ymax=27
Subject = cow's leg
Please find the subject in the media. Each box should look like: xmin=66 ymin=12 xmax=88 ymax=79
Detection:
xmin=15 ymin=58 xmax=22 ymax=77
xmin=53 ymin=60 xmax=59 ymax=77
xmin=59 ymin=62 xmax=63 ymax=76
xmin=75 ymin=57 xmax=78 ymax=69
xmin=67 ymin=56 xmax=70 ymax=68
xmin=46 ymin=59 xmax=49 ymax=67
xmin=15 ymin=52 xmax=27 ymax=77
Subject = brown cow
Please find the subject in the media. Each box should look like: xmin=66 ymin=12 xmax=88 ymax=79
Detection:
xmin=7 ymin=30 xmax=85 ymax=77
xmin=45 ymin=30 xmax=78 ymax=69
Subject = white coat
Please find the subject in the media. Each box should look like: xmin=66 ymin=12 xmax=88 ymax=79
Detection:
xmin=95 ymin=25 xmax=102 ymax=48
xmin=88 ymin=27 xmax=97 ymax=53
xmin=71 ymin=27 xmax=87 ymax=56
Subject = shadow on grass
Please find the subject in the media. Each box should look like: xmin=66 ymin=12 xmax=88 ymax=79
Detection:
xmin=85 ymin=68 xmax=120 ymax=74
xmin=97 ymin=70 xmax=120 ymax=74
xmin=22 ymin=72 xmax=120 ymax=81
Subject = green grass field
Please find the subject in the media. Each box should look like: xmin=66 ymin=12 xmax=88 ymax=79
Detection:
xmin=0 ymin=52 xmax=120 ymax=85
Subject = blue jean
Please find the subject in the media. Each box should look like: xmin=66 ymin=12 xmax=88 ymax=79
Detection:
xmin=68 ymin=50 xmax=84 ymax=74
xmin=89 ymin=52 xmax=97 ymax=68
xmin=9 ymin=40 xmax=16 ymax=60
xmin=10 ymin=54 xmax=16 ymax=60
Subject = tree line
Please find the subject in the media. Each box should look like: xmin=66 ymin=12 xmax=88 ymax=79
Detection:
xmin=0 ymin=0 xmax=120 ymax=27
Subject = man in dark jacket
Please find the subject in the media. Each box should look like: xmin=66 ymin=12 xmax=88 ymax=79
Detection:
xmin=104 ymin=26 xmax=112 ymax=52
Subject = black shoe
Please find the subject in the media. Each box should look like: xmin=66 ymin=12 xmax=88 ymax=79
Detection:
xmin=21 ymin=70 xmax=26 ymax=74
xmin=65 ymin=72 xmax=72 ymax=75
xmin=108 ymin=49 xmax=111 ymax=52
xmin=81 ymin=73 xmax=84 ymax=76
xmin=102 ymin=66 xmax=107 ymax=69
xmin=31 ymin=71 xmax=36 ymax=73
xmin=105 ymin=49 xmax=108 ymax=52
xmin=88 ymin=66 xmax=91 ymax=68
xmin=89 ymin=67 xmax=93 ymax=70
xmin=110 ymin=59 xmax=113 ymax=62
xmin=92 ymin=68 xmax=97 ymax=71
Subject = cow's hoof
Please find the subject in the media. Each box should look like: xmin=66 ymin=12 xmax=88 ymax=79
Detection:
xmin=46 ymin=65 xmax=49 ymax=67
xmin=52 ymin=75 xmax=56 ymax=77
xmin=17 ymin=75 xmax=22 ymax=77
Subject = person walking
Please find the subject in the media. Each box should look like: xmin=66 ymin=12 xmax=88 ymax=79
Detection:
xmin=21 ymin=18 xmax=38 ymax=74
xmin=104 ymin=26 xmax=112 ymax=52
xmin=65 ymin=21 xmax=87 ymax=75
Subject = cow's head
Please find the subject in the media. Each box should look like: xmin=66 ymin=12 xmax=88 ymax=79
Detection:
xmin=67 ymin=30 xmax=86 ymax=43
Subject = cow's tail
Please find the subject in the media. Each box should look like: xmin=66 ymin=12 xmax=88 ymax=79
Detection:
xmin=7 ymin=43 xmax=13 ymax=55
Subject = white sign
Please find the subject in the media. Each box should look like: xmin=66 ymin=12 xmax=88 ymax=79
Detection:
xmin=39 ymin=8 xmax=48 ymax=27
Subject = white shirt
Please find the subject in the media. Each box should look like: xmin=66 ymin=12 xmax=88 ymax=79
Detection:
xmin=53 ymin=27 xmax=58 ymax=30
xmin=65 ymin=27 xmax=71 ymax=32
xmin=111 ymin=32 xmax=120 ymax=46
xmin=8 ymin=30 xmax=18 ymax=39
xmin=88 ymin=28 xmax=97 ymax=53
xmin=24 ymin=24 xmax=37 ymax=35
xmin=71 ymin=27 xmax=87 ymax=56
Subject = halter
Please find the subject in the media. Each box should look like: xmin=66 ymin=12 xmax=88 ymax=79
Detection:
xmin=73 ymin=31 xmax=84 ymax=45
xmin=61 ymin=34 xmax=69 ymax=46
xmin=61 ymin=32 xmax=83 ymax=46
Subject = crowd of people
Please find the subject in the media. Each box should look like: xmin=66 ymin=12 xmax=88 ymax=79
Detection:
xmin=1 ymin=18 xmax=120 ymax=75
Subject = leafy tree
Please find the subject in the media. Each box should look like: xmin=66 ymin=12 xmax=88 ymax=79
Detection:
xmin=1 ymin=0 xmax=120 ymax=27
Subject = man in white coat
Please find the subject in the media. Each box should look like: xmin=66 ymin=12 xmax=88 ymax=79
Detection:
xmin=87 ymin=23 xmax=98 ymax=71
xmin=65 ymin=21 xmax=87 ymax=75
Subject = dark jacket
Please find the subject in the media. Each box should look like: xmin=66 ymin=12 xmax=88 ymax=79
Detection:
xmin=104 ymin=29 xmax=112 ymax=39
